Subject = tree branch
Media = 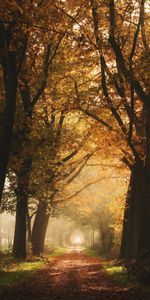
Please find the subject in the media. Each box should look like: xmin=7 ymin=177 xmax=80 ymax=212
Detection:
xmin=56 ymin=175 xmax=126 ymax=204
xmin=66 ymin=151 xmax=95 ymax=185
xmin=56 ymin=178 xmax=103 ymax=203
xmin=31 ymin=34 xmax=65 ymax=108
xmin=109 ymin=36 xmax=149 ymax=100
xmin=80 ymin=107 xmax=114 ymax=130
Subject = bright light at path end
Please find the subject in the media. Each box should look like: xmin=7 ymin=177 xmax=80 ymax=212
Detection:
xmin=70 ymin=230 xmax=85 ymax=246
xmin=74 ymin=237 xmax=82 ymax=244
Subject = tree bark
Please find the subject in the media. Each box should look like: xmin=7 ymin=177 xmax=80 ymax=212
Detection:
xmin=31 ymin=201 xmax=50 ymax=256
xmin=138 ymin=102 xmax=150 ymax=261
xmin=27 ymin=212 xmax=32 ymax=243
xmin=119 ymin=162 xmax=144 ymax=261
xmin=119 ymin=158 xmax=150 ymax=263
xmin=13 ymin=158 xmax=32 ymax=259
xmin=119 ymin=174 xmax=132 ymax=260
xmin=138 ymin=170 xmax=150 ymax=261
xmin=125 ymin=163 xmax=143 ymax=261
xmin=0 ymin=214 xmax=2 ymax=249
xmin=0 ymin=52 xmax=17 ymax=205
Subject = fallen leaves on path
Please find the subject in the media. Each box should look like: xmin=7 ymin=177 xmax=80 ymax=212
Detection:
xmin=0 ymin=253 xmax=149 ymax=300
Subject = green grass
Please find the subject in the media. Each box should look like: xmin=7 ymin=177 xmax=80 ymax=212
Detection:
xmin=102 ymin=261 xmax=132 ymax=287
xmin=49 ymin=247 xmax=68 ymax=257
xmin=0 ymin=260 xmax=45 ymax=287
xmin=83 ymin=248 xmax=131 ymax=287
xmin=0 ymin=246 xmax=68 ymax=288
xmin=83 ymin=248 xmax=100 ymax=258
xmin=103 ymin=261 xmax=150 ymax=299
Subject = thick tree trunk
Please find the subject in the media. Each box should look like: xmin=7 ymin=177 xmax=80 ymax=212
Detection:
xmin=125 ymin=163 xmax=143 ymax=261
xmin=138 ymin=101 xmax=150 ymax=261
xmin=0 ymin=214 xmax=2 ymax=249
xmin=13 ymin=158 xmax=32 ymax=259
xmin=138 ymin=170 xmax=150 ymax=261
xmin=0 ymin=52 xmax=17 ymax=205
xmin=119 ymin=162 xmax=143 ymax=261
xmin=32 ymin=202 xmax=50 ymax=256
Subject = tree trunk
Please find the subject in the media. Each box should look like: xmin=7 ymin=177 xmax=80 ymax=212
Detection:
xmin=125 ymin=163 xmax=143 ymax=261
xmin=138 ymin=170 xmax=150 ymax=261
xmin=119 ymin=179 xmax=130 ymax=260
xmin=119 ymin=162 xmax=143 ymax=261
xmin=0 ymin=52 xmax=17 ymax=205
xmin=13 ymin=158 xmax=32 ymax=259
xmin=0 ymin=214 xmax=2 ymax=249
xmin=27 ymin=212 xmax=32 ymax=243
xmin=31 ymin=201 xmax=50 ymax=256
xmin=137 ymin=101 xmax=150 ymax=262
xmin=119 ymin=162 xmax=150 ymax=263
xmin=58 ymin=230 xmax=64 ymax=247
xmin=92 ymin=228 xmax=95 ymax=246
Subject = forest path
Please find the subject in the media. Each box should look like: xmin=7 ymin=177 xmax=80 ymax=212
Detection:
xmin=0 ymin=253 xmax=148 ymax=300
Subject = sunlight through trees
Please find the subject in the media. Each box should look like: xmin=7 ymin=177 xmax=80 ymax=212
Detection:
xmin=0 ymin=0 xmax=150 ymax=290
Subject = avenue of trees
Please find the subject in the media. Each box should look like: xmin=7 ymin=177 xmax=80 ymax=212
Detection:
xmin=0 ymin=0 xmax=150 ymax=277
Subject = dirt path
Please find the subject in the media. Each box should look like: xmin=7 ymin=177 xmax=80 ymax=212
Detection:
xmin=0 ymin=253 xmax=149 ymax=300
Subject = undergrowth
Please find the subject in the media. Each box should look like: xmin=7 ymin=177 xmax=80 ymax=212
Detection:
xmin=0 ymin=246 xmax=68 ymax=287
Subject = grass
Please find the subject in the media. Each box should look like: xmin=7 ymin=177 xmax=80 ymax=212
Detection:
xmin=103 ymin=261 xmax=150 ymax=300
xmin=0 ymin=246 xmax=68 ymax=287
xmin=84 ymin=248 xmax=131 ymax=287
xmin=0 ymin=260 xmax=45 ymax=287
xmin=83 ymin=248 xmax=100 ymax=258
xmin=102 ymin=261 xmax=130 ymax=287
xmin=49 ymin=246 xmax=68 ymax=257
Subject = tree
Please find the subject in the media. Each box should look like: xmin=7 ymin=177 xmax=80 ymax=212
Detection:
xmin=108 ymin=0 xmax=150 ymax=262
xmin=1 ymin=0 xmax=149 ymax=267
xmin=56 ymin=0 xmax=150 ymax=263
xmin=0 ymin=22 xmax=17 ymax=205
xmin=30 ymin=106 xmax=95 ymax=255
xmin=10 ymin=2 xmax=66 ymax=259
xmin=66 ymin=0 xmax=149 ymax=263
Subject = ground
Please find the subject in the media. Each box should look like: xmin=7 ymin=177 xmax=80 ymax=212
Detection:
xmin=0 ymin=252 xmax=149 ymax=300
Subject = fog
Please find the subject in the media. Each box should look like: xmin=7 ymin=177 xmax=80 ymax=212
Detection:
xmin=0 ymin=157 xmax=129 ymax=256
xmin=0 ymin=213 xmax=15 ymax=249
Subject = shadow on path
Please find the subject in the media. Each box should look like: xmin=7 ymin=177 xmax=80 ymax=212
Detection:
xmin=0 ymin=253 xmax=149 ymax=300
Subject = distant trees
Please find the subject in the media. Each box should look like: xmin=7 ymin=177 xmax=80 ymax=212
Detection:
xmin=30 ymin=108 xmax=95 ymax=255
